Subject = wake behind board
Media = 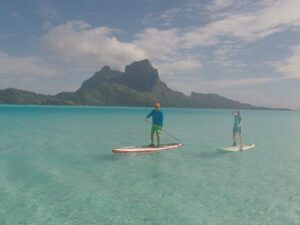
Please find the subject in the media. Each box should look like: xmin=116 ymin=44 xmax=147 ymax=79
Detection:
xmin=221 ymin=144 xmax=255 ymax=152
xmin=112 ymin=143 xmax=182 ymax=153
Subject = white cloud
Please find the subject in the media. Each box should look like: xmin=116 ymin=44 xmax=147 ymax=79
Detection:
xmin=39 ymin=1 xmax=300 ymax=82
xmin=0 ymin=52 xmax=59 ymax=77
xmin=205 ymin=0 xmax=235 ymax=12
xmin=168 ymin=76 xmax=276 ymax=95
xmin=42 ymin=21 xmax=147 ymax=70
xmin=37 ymin=5 xmax=59 ymax=21
xmin=10 ymin=12 xmax=22 ymax=22
xmin=42 ymin=22 xmax=203 ymax=75
xmin=202 ymin=77 xmax=276 ymax=89
xmin=154 ymin=58 xmax=202 ymax=75
xmin=38 ymin=7 xmax=59 ymax=21
xmin=209 ymin=45 xmax=246 ymax=68
xmin=139 ymin=0 xmax=300 ymax=76
xmin=177 ymin=9 xmax=285 ymax=48
xmin=202 ymin=0 xmax=300 ymax=42
xmin=149 ymin=0 xmax=300 ymax=47
xmin=0 ymin=33 xmax=18 ymax=41
xmin=0 ymin=51 xmax=63 ymax=92
xmin=159 ymin=8 xmax=181 ymax=26
xmin=142 ymin=1 xmax=198 ymax=26
xmin=133 ymin=28 xmax=204 ymax=74
xmin=134 ymin=28 xmax=181 ymax=61
xmin=275 ymin=46 xmax=300 ymax=78
xmin=137 ymin=0 xmax=300 ymax=74
xmin=38 ymin=6 xmax=60 ymax=30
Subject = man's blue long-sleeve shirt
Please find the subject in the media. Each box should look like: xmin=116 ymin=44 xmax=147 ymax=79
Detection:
xmin=147 ymin=109 xmax=163 ymax=127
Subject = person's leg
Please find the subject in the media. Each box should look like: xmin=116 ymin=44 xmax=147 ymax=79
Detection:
xmin=156 ymin=132 xmax=160 ymax=147
xmin=151 ymin=132 xmax=154 ymax=146
xmin=150 ymin=126 xmax=154 ymax=146
xmin=233 ymin=132 xmax=237 ymax=146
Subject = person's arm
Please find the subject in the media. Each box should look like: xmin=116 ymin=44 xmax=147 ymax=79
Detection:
xmin=160 ymin=112 xmax=163 ymax=128
xmin=146 ymin=110 xmax=153 ymax=120
xmin=238 ymin=117 xmax=242 ymax=127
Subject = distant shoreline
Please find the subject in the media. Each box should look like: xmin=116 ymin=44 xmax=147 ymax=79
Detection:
xmin=0 ymin=103 xmax=291 ymax=111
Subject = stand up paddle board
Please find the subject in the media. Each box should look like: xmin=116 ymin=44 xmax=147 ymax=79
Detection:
xmin=221 ymin=144 xmax=255 ymax=151
xmin=112 ymin=143 xmax=182 ymax=153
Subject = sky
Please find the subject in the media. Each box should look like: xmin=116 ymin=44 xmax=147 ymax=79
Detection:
xmin=1 ymin=0 xmax=300 ymax=109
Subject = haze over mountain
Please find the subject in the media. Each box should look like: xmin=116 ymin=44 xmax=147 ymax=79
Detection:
xmin=0 ymin=59 xmax=288 ymax=110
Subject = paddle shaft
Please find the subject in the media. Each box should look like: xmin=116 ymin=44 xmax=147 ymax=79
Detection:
xmin=145 ymin=119 xmax=183 ymax=144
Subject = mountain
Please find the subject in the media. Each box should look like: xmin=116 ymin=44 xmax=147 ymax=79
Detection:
xmin=0 ymin=59 xmax=289 ymax=110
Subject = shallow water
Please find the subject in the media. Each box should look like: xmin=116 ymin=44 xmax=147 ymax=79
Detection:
xmin=0 ymin=105 xmax=299 ymax=225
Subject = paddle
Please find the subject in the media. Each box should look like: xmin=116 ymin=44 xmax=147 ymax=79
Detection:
xmin=144 ymin=119 xmax=183 ymax=144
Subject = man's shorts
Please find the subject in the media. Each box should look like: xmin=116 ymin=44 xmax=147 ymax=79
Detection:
xmin=233 ymin=127 xmax=242 ymax=135
xmin=151 ymin=124 xmax=161 ymax=134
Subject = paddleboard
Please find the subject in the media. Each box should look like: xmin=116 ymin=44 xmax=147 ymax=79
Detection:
xmin=221 ymin=144 xmax=255 ymax=151
xmin=112 ymin=143 xmax=182 ymax=153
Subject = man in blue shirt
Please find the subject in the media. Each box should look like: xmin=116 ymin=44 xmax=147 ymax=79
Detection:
xmin=145 ymin=102 xmax=163 ymax=147
xmin=232 ymin=110 xmax=242 ymax=146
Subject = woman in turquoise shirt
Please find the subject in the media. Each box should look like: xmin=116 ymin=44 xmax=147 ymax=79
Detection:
xmin=232 ymin=110 xmax=242 ymax=147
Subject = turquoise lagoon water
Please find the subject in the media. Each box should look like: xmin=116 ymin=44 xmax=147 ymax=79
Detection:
xmin=0 ymin=105 xmax=300 ymax=225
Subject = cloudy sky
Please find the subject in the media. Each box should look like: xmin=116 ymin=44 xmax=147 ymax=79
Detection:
xmin=1 ymin=0 xmax=300 ymax=109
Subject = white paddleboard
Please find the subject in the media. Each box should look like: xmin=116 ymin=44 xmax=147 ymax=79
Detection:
xmin=221 ymin=144 xmax=255 ymax=151
xmin=112 ymin=143 xmax=182 ymax=153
